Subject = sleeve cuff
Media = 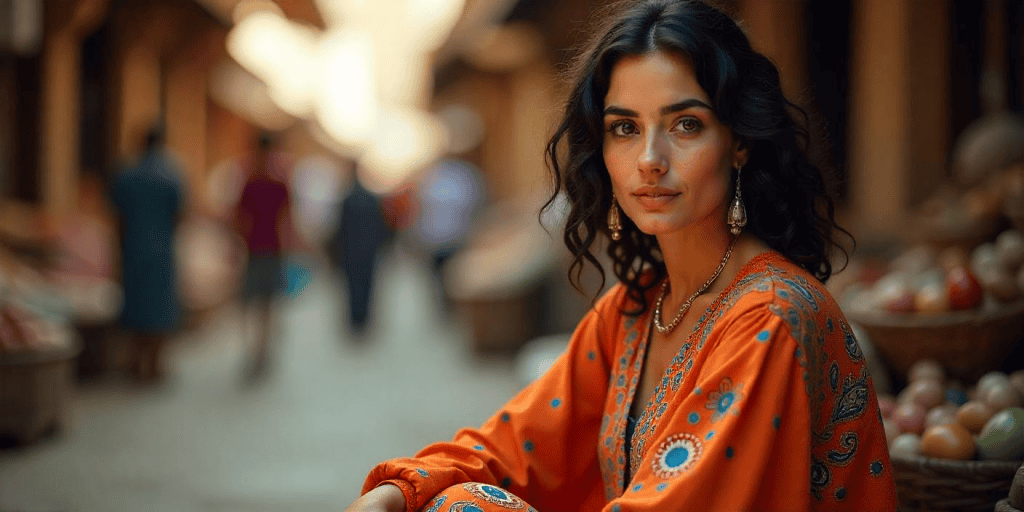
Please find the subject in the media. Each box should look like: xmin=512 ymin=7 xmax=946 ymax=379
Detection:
xmin=376 ymin=479 xmax=418 ymax=512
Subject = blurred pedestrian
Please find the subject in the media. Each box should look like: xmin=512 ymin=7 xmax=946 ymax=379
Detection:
xmin=234 ymin=132 xmax=293 ymax=381
xmin=329 ymin=168 xmax=393 ymax=336
xmin=410 ymin=158 xmax=486 ymax=311
xmin=110 ymin=126 xmax=184 ymax=384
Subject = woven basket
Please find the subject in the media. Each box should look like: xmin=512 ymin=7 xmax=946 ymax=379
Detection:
xmin=846 ymin=298 xmax=1024 ymax=383
xmin=994 ymin=463 xmax=1024 ymax=512
xmin=893 ymin=454 xmax=1020 ymax=512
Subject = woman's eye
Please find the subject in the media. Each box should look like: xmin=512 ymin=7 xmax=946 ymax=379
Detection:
xmin=674 ymin=117 xmax=702 ymax=133
xmin=608 ymin=121 xmax=637 ymax=137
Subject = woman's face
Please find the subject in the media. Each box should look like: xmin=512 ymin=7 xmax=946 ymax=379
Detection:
xmin=602 ymin=50 xmax=746 ymax=237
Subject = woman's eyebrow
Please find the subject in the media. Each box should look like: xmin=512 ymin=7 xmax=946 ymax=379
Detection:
xmin=603 ymin=99 xmax=714 ymax=117
xmin=603 ymin=105 xmax=638 ymax=117
xmin=660 ymin=98 xmax=713 ymax=115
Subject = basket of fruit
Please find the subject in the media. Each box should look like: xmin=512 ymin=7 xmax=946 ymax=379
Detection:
xmin=883 ymin=361 xmax=1024 ymax=512
xmin=844 ymin=229 xmax=1024 ymax=383
xmin=0 ymin=302 xmax=79 ymax=445
xmin=994 ymin=462 xmax=1024 ymax=512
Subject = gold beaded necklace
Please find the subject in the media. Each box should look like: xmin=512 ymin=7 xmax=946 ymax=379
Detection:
xmin=653 ymin=237 xmax=738 ymax=335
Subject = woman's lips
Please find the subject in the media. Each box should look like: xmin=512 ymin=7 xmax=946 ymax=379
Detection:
xmin=633 ymin=187 xmax=680 ymax=209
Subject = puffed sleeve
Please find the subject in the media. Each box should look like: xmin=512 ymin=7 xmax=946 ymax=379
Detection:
xmin=362 ymin=285 xmax=627 ymax=512
xmin=605 ymin=305 xmax=896 ymax=512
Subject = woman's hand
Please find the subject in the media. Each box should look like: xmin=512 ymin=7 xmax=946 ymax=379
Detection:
xmin=344 ymin=484 xmax=407 ymax=512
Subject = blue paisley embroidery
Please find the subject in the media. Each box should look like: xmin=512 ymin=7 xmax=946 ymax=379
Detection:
xmin=811 ymin=456 xmax=831 ymax=500
xmin=830 ymin=374 xmax=869 ymax=425
xmin=781 ymin=277 xmax=819 ymax=311
xmin=842 ymin=323 xmax=864 ymax=361
xmin=825 ymin=431 xmax=859 ymax=467
xmin=829 ymin=362 xmax=839 ymax=393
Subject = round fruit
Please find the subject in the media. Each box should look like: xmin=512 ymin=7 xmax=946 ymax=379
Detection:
xmin=921 ymin=423 xmax=977 ymax=460
xmin=956 ymin=400 xmax=996 ymax=433
xmin=946 ymin=266 xmax=985 ymax=310
xmin=908 ymin=360 xmax=945 ymax=383
xmin=893 ymin=401 xmax=927 ymax=434
xmin=978 ymin=407 xmax=1024 ymax=460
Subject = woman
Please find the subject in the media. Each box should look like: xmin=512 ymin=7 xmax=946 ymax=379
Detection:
xmin=347 ymin=1 xmax=897 ymax=511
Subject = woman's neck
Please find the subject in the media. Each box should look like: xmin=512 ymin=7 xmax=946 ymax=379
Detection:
xmin=655 ymin=214 xmax=771 ymax=314
xmin=656 ymin=216 xmax=734 ymax=312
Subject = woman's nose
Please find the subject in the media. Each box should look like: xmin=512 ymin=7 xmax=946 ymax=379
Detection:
xmin=637 ymin=132 xmax=668 ymax=175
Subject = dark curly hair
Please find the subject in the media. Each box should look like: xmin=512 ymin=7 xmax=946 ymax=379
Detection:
xmin=543 ymin=0 xmax=853 ymax=314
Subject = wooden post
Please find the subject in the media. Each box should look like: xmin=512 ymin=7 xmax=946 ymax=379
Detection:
xmin=848 ymin=0 xmax=913 ymax=243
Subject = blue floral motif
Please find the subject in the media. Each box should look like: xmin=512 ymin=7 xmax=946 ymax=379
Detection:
xmin=870 ymin=460 xmax=884 ymax=476
xmin=688 ymin=412 xmax=700 ymax=424
xmin=632 ymin=483 xmax=643 ymax=492
xmin=705 ymin=377 xmax=745 ymax=423
xmin=657 ymin=482 xmax=668 ymax=492
xmin=757 ymin=330 xmax=770 ymax=342
xmin=671 ymin=372 xmax=684 ymax=391
xmin=652 ymin=433 xmax=703 ymax=478
xmin=447 ymin=501 xmax=484 ymax=512
xmin=463 ymin=482 xmax=525 ymax=508
xmin=416 ymin=468 xmax=430 ymax=478
xmin=588 ymin=350 xmax=596 ymax=361
xmin=423 ymin=495 xmax=446 ymax=512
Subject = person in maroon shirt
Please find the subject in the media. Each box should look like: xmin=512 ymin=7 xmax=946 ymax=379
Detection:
xmin=234 ymin=132 xmax=293 ymax=381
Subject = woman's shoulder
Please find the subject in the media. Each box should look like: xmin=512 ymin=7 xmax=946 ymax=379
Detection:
xmin=723 ymin=252 xmax=847 ymax=335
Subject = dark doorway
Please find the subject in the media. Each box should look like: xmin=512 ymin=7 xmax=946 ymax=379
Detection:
xmin=805 ymin=0 xmax=852 ymax=203
xmin=949 ymin=0 xmax=985 ymax=143
xmin=80 ymin=23 xmax=111 ymax=184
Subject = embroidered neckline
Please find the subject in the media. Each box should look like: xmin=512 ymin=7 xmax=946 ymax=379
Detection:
xmin=621 ymin=249 xmax=784 ymax=482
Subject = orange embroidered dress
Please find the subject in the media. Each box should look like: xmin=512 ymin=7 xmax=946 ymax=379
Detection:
xmin=363 ymin=252 xmax=898 ymax=512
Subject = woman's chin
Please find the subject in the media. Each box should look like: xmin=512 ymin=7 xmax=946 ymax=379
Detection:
xmin=630 ymin=220 xmax=684 ymax=237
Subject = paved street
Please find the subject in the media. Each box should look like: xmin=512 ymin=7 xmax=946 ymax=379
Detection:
xmin=0 ymin=248 xmax=525 ymax=511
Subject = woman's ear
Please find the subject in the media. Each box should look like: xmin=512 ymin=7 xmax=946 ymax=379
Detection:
xmin=733 ymin=137 xmax=750 ymax=169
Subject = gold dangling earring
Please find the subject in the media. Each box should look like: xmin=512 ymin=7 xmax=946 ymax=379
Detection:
xmin=727 ymin=166 xmax=747 ymax=236
xmin=608 ymin=196 xmax=622 ymax=241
